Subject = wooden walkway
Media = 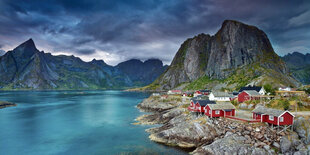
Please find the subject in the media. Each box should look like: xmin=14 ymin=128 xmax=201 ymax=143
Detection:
xmin=225 ymin=116 xmax=261 ymax=123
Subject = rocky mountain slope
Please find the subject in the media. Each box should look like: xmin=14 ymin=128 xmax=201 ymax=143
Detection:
xmin=116 ymin=59 xmax=168 ymax=86
xmin=0 ymin=39 xmax=166 ymax=90
xmin=147 ymin=20 xmax=299 ymax=91
xmin=282 ymin=52 xmax=310 ymax=84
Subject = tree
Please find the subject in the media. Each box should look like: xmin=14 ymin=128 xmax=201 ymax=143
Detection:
xmin=264 ymin=84 xmax=276 ymax=95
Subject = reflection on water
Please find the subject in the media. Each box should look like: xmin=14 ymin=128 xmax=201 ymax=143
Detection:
xmin=0 ymin=91 xmax=188 ymax=155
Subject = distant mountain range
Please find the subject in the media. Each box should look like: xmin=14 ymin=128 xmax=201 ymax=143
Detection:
xmin=282 ymin=52 xmax=310 ymax=85
xmin=0 ymin=39 xmax=167 ymax=90
xmin=144 ymin=20 xmax=300 ymax=91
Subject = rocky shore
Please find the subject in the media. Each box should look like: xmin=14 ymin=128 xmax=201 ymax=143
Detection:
xmin=0 ymin=101 xmax=16 ymax=109
xmin=135 ymin=96 xmax=310 ymax=155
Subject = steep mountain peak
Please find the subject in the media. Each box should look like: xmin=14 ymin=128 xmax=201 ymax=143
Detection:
xmin=144 ymin=58 xmax=163 ymax=64
xmin=148 ymin=20 xmax=299 ymax=90
xmin=14 ymin=38 xmax=37 ymax=51
xmin=90 ymin=58 xmax=108 ymax=66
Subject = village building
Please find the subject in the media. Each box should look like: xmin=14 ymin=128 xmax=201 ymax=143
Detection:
xmin=275 ymin=90 xmax=306 ymax=97
xmin=204 ymin=102 xmax=236 ymax=118
xmin=183 ymin=92 xmax=194 ymax=97
xmin=239 ymin=85 xmax=266 ymax=95
xmin=252 ymin=106 xmax=294 ymax=126
xmin=194 ymin=90 xmax=211 ymax=96
xmin=238 ymin=90 xmax=261 ymax=103
xmin=152 ymin=93 xmax=160 ymax=96
xmin=278 ymin=87 xmax=293 ymax=91
xmin=167 ymin=90 xmax=182 ymax=95
xmin=209 ymin=92 xmax=232 ymax=101
xmin=188 ymin=98 xmax=215 ymax=113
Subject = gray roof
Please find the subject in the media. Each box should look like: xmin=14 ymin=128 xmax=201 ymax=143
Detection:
xmin=191 ymin=95 xmax=209 ymax=101
xmin=252 ymin=106 xmax=285 ymax=117
xmin=239 ymin=86 xmax=262 ymax=92
xmin=193 ymin=99 xmax=216 ymax=106
xmin=244 ymin=90 xmax=261 ymax=96
xmin=208 ymin=101 xmax=235 ymax=110
xmin=211 ymin=92 xmax=232 ymax=97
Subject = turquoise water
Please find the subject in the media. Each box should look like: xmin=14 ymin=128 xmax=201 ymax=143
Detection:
xmin=0 ymin=91 xmax=187 ymax=155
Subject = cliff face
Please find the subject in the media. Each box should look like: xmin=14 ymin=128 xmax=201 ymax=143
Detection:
xmin=282 ymin=52 xmax=310 ymax=84
xmin=0 ymin=39 xmax=166 ymax=89
xmin=153 ymin=20 xmax=297 ymax=90
xmin=116 ymin=59 xmax=168 ymax=86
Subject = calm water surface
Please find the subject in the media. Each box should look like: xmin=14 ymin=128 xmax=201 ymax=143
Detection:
xmin=0 ymin=91 xmax=188 ymax=155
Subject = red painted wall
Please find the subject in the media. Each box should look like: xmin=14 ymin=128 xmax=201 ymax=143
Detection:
xmin=238 ymin=91 xmax=250 ymax=102
xmin=278 ymin=112 xmax=294 ymax=125
xmin=252 ymin=113 xmax=262 ymax=120
xmin=265 ymin=115 xmax=278 ymax=125
xmin=205 ymin=106 xmax=211 ymax=116
xmin=255 ymin=112 xmax=294 ymax=125
xmin=211 ymin=109 xmax=224 ymax=117
xmin=238 ymin=91 xmax=260 ymax=103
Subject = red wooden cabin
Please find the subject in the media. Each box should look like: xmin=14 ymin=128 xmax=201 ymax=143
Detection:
xmin=252 ymin=106 xmax=294 ymax=126
xmin=205 ymin=102 xmax=236 ymax=118
xmin=238 ymin=90 xmax=261 ymax=103
xmin=188 ymin=99 xmax=215 ymax=113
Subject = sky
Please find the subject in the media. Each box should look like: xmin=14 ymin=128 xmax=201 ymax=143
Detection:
xmin=0 ymin=0 xmax=309 ymax=65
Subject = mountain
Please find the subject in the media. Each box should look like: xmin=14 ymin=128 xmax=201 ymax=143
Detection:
xmin=116 ymin=59 xmax=167 ymax=86
xmin=146 ymin=20 xmax=299 ymax=91
xmin=282 ymin=52 xmax=310 ymax=84
xmin=0 ymin=39 xmax=166 ymax=90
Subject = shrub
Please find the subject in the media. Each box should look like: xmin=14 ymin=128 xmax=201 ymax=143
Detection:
xmin=282 ymin=100 xmax=290 ymax=110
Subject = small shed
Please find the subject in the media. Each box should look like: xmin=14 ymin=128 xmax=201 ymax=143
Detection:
xmin=205 ymin=102 xmax=236 ymax=118
xmin=252 ymin=106 xmax=294 ymax=126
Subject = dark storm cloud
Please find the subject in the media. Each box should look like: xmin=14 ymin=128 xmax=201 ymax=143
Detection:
xmin=76 ymin=49 xmax=96 ymax=55
xmin=0 ymin=0 xmax=309 ymax=65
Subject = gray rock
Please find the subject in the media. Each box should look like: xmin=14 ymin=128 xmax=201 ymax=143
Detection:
xmin=280 ymin=133 xmax=299 ymax=154
xmin=192 ymin=134 xmax=269 ymax=155
xmin=273 ymin=142 xmax=280 ymax=148
xmin=280 ymin=136 xmax=292 ymax=153
xmin=294 ymin=117 xmax=310 ymax=145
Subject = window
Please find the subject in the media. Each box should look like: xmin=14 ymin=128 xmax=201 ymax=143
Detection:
xmin=209 ymin=110 xmax=211 ymax=114
xmin=215 ymin=110 xmax=220 ymax=114
xmin=280 ymin=117 xmax=284 ymax=122
xmin=269 ymin=115 xmax=274 ymax=121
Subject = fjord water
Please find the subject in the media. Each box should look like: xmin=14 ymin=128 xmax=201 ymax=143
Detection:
xmin=0 ymin=91 xmax=187 ymax=155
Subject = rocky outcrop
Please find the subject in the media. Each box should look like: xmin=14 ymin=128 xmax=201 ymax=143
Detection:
xmin=0 ymin=101 xmax=16 ymax=109
xmin=149 ymin=116 xmax=218 ymax=148
xmin=150 ymin=20 xmax=299 ymax=90
xmin=0 ymin=39 xmax=166 ymax=89
xmin=136 ymin=96 xmax=310 ymax=154
xmin=294 ymin=117 xmax=310 ymax=145
xmin=193 ymin=133 xmax=270 ymax=155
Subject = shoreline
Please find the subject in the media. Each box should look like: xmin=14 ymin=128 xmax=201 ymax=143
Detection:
xmin=0 ymin=101 xmax=17 ymax=109
xmin=135 ymin=95 xmax=310 ymax=154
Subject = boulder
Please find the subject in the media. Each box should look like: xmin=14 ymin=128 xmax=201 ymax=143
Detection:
xmin=294 ymin=117 xmax=310 ymax=145
xmin=192 ymin=134 xmax=270 ymax=155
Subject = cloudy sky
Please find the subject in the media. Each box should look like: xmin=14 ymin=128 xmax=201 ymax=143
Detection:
xmin=0 ymin=0 xmax=309 ymax=65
